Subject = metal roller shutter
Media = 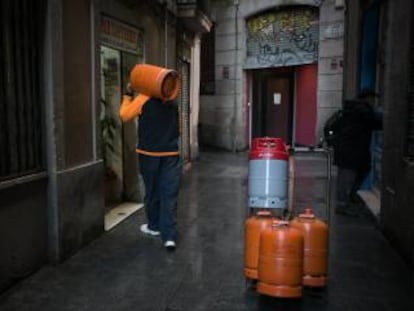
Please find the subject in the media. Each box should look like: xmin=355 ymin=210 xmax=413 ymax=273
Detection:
xmin=179 ymin=60 xmax=191 ymax=162
xmin=0 ymin=0 xmax=44 ymax=182
xmin=245 ymin=6 xmax=319 ymax=69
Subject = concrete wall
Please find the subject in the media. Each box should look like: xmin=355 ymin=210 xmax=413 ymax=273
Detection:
xmin=0 ymin=0 xmax=103 ymax=291
xmin=0 ymin=177 xmax=48 ymax=292
xmin=200 ymin=0 xmax=344 ymax=150
xmin=44 ymin=0 xmax=104 ymax=261
xmin=316 ymin=0 xmax=345 ymax=142
xmin=200 ymin=1 xmax=244 ymax=150
xmin=0 ymin=0 xmax=49 ymax=292
xmin=380 ymin=0 xmax=414 ymax=271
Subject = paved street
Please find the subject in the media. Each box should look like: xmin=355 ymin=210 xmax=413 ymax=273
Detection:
xmin=0 ymin=150 xmax=412 ymax=311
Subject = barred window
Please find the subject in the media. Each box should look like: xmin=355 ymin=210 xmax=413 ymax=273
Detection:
xmin=200 ymin=25 xmax=215 ymax=95
xmin=0 ymin=0 xmax=45 ymax=181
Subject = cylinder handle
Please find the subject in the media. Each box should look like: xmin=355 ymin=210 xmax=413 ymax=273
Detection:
xmin=298 ymin=207 xmax=316 ymax=219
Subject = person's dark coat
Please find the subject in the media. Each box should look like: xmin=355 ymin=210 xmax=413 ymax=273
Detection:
xmin=329 ymin=100 xmax=382 ymax=173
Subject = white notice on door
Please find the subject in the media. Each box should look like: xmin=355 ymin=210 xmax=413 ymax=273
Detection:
xmin=273 ymin=93 xmax=281 ymax=105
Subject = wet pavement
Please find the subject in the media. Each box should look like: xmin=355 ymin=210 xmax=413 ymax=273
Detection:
xmin=0 ymin=149 xmax=413 ymax=311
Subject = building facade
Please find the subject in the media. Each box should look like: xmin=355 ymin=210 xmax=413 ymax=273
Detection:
xmin=344 ymin=0 xmax=414 ymax=274
xmin=0 ymin=0 xmax=211 ymax=293
xmin=199 ymin=0 xmax=345 ymax=150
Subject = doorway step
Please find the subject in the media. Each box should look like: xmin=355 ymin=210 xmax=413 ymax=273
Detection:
xmin=357 ymin=190 xmax=381 ymax=220
xmin=105 ymin=202 xmax=143 ymax=231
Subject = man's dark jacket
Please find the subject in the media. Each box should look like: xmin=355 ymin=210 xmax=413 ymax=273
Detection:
xmin=327 ymin=100 xmax=382 ymax=172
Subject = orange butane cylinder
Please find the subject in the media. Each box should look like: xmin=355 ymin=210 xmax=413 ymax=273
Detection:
xmin=257 ymin=221 xmax=304 ymax=298
xmin=244 ymin=211 xmax=277 ymax=280
xmin=130 ymin=64 xmax=180 ymax=101
xmin=290 ymin=208 xmax=328 ymax=287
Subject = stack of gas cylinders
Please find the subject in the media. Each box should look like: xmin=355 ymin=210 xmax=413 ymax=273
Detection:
xmin=244 ymin=137 xmax=328 ymax=298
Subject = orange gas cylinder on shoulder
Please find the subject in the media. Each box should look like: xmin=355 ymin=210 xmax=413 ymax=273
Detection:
xmin=129 ymin=64 xmax=180 ymax=101
xmin=290 ymin=207 xmax=329 ymax=287
xmin=257 ymin=220 xmax=304 ymax=298
xmin=244 ymin=210 xmax=277 ymax=280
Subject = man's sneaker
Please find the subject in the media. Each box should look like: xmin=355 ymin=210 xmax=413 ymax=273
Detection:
xmin=140 ymin=224 xmax=160 ymax=236
xmin=164 ymin=240 xmax=176 ymax=250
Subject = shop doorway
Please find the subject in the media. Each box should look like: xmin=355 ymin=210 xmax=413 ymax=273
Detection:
xmin=251 ymin=68 xmax=294 ymax=144
xmin=101 ymin=46 xmax=123 ymax=207
xmin=99 ymin=16 xmax=145 ymax=230
xmin=100 ymin=46 xmax=142 ymax=212
xmin=250 ymin=65 xmax=317 ymax=147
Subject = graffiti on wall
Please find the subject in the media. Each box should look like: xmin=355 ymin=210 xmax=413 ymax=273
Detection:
xmin=245 ymin=7 xmax=319 ymax=69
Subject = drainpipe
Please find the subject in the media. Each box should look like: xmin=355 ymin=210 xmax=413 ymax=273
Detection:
xmin=232 ymin=0 xmax=239 ymax=152
xmin=90 ymin=0 xmax=97 ymax=161
xmin=164 ymin=1 xmax=168 ymax=67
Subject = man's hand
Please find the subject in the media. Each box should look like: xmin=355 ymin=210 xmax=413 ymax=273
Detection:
xmin=125 ymin=83 xmax=134 ymax=97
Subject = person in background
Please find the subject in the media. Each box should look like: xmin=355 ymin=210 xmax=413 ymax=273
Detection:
xmin=119 ymin=81 xmax=181 ymax=250
xmin=326 ymin=91 xmax=382 ymax=216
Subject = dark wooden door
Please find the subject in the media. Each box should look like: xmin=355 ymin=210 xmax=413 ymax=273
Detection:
xmin=264 ymin=76 xmax=292 ymax=142
xmin=252 ymin=69 xmax=293 ymax=143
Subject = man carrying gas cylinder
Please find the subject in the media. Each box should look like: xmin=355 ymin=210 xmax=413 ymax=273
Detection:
xmin=119 ymin=64 xmax=181 ymax=250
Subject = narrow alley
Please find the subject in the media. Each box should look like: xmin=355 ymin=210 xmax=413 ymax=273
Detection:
xmin=0 ymin=150 xmax=412 ymax=311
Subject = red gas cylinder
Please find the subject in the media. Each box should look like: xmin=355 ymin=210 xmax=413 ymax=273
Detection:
xmin=290 ymin=208 xmax=328 ymax=287
xmin=257 ymin=221 xmax=304 ymax=298
xmin=244 ymin=211 xmax=277 ymax=280
xmin=250 ymin=137 xmax=286 ymax=153
xmin=248 ymin=137 xmax=289 ymax=209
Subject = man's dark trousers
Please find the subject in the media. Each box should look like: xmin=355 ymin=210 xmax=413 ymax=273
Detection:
xmin=139 ymin=154 xmax=182 ymax=242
